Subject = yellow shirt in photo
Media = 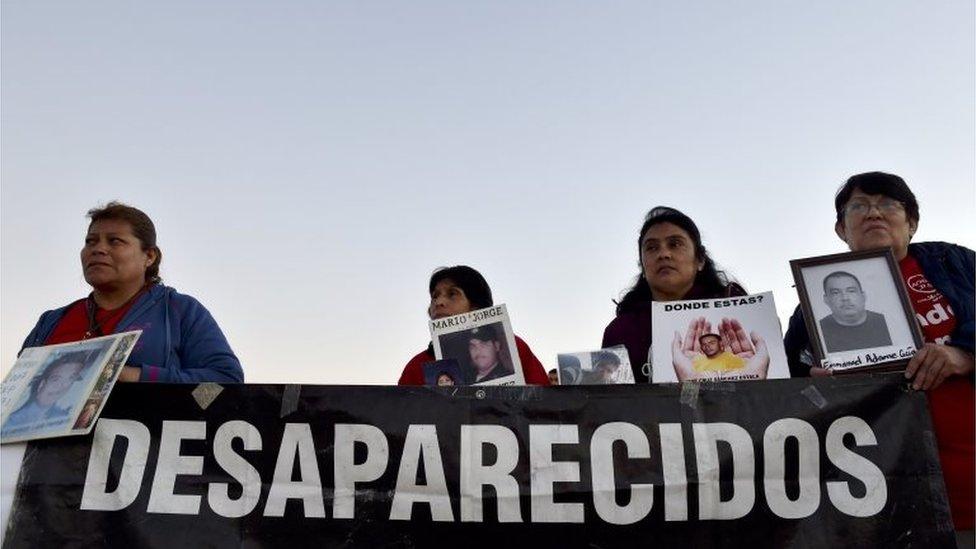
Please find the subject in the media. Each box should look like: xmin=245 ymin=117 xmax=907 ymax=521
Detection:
xmin=693 ymin=351 xmax=745 ymax=373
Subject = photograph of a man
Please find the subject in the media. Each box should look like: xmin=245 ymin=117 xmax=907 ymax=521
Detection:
xmin=583 ymin=351 xmax=622 ymax=384
xmin=422 ymin=358 xmax=463 ymax=386
xmin=2 ymin=350 xmax=92 ymax=433
xmin=671 ymin=317 xmax=770 ymax=381
xmin=819 ymin=270 xmax=892 ymax=352
xmin=693 ymin=333 xmax=745 ymax=373
xmin=465 ymin=325 xmax=513 ymax=383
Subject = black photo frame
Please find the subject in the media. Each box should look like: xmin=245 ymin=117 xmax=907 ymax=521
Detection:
xmin=790 ymin=248 xmax=923 ymax=374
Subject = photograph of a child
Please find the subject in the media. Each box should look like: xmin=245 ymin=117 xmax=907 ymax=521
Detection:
xmin=1 ymin=347 xmax=103 ymax=437
xmin=436 ymin=322 xmax=515 ymax=384
xmin=422 ymin=359 xmax=464 ymax=386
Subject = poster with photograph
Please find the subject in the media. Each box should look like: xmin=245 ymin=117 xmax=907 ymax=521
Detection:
xmin=430 ymin=304 xmax=524 ymax=386
xmin=791 ymin=249 xmax=922 ymax=373
xmin=651 ymin=292 xmax=789 ymax=383
xmin=1 ymin=331 xmax=141 ymax=443
xmin=556 ymin=346 xmax=634 ymax=385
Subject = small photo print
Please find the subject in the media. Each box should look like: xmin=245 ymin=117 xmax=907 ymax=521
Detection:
xmin=791 ymin=249 xmax=922 ymax=372
xmin=2 ymin=345 xmax=109 ymax=439
xmin=1 ymin=331 xmax=141 ymax=444
xmin=430 ymin=305 xmax=524 ymax=386
xmin=422 ymin=359 xmax=464 ymax=386
xmin=556 ymin=346 xmax=634 ymax=385
xmin=73 ymin=398 xmax=102 ymax=430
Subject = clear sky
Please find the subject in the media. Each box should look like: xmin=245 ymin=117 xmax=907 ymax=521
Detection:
xmin=2 ymin=1 xmax=973 ymax=384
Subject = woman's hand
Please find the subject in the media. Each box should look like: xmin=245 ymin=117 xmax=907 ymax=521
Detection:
xmin=809 ymin=366 xmax=833 ymax=377
xmin=905 ymin=344 xmax=975 ymax=390
xmin=719 ymin=318 xmax=756 ymax=359
xmin=680 ymin=317 xmax=710 ymax=356
xmin=118 ymin=366 xmax=142 ymax=382
xmin=672 ymin=330 xmax=696 ymax=381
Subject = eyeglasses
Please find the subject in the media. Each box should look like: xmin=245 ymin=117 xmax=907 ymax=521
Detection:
xmin=843 ymin=198 xmax=904 ymax=217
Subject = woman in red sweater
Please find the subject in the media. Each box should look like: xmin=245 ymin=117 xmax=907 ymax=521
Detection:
xmin=397 ymin=265 xmax=549 ymax=386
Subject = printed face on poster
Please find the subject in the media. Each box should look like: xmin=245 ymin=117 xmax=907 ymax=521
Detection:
xmin=1 ymin=331 xmax=141 ymax=443
xmin=651 ymin=291 xmax=790 ymax=383
xmin=422 ymin=359 xmax=464 ymax=387
xmin=791 ymin=249 xmax=922 ymax=372
xmin=556 ymin=346 xmax=634 ymax=385
xmin=430 ymin=305 xmax=524 ymax=386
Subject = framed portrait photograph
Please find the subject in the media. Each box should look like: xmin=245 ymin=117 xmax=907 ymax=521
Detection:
xmin=790 ymin=248 xmax=923 ymax=373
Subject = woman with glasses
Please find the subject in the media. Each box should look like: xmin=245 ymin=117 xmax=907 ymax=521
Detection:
xmin=602 ymin=206 xmax=746 ymax=383
xmin=783 ymin=172 xmax=974 ymax=537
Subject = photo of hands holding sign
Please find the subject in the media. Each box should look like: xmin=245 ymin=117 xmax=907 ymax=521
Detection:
xmin=652 ymin=291 xmax=790 ymax=383
xmin=671 ymin=317 xmax=769 ymax=381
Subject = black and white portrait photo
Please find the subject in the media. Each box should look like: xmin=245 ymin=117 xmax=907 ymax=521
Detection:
xmin=791 ymin=249 xmax=923 ymax=372
xmin=818 ymin=270 xmax=892 ymax=352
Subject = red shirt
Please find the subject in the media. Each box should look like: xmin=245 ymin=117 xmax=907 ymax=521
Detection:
xmin=398 ymin=335 xmax=551 ymax=386
xmin=45 ymin=296 xmax=140 ymax=345
xmin=901 ymin=254 xmax=974 ymax=529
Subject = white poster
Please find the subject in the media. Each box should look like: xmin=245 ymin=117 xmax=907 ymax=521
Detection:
xmin=651 ymin=292 xmax=789 ymax=383
xmin=1 ymin=331 xmax=141 ymax=443
xmin=430 ymin=305 xmax=524 ymax=386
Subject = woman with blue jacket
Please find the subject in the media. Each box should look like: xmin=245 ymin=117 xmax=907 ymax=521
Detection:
xmin=21 ymin=202 xmax=243 ymax=383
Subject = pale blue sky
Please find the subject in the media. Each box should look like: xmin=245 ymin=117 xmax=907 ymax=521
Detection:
xmin=3 ymin=1 xmax=973 ymax=383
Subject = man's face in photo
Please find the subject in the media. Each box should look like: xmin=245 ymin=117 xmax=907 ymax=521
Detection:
xmin=469 ymin=337 xmax=501 ymax=373
xmin=595 ymin=360 xmax=619 ymax=381
xmin=700 ymin=335 xmax=722 ymax=358
xmin=824 ymin=275 xmax=867 ymax=324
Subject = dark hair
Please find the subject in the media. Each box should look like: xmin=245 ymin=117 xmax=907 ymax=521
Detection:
xmin=592 ymin=350 xmax=621 ymax=368
xmin=465 ymin=324 xmax=500 ymax=343
xmin=698 ymin=333 xmax=722 ymax=344
xmin=87 ymin=201 xmax=162 ymax=284
xmin=822 ymin=270 xmax=863 ymax=293
xmin=429 ymin=265 xmax=493 ymax=310
xmin=435 ymin=371 xmax=457 ymax=383
xmin=835 ymin=172 xmax=919 ymax=225
xmin=615 ymin=206 xmax=732 ymax=314
xmin=29 ymin=350 xmax=90 ymax=398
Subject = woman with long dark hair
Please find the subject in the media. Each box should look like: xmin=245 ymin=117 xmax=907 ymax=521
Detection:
xmin=602 ymin=206 xmax=745 ymax=382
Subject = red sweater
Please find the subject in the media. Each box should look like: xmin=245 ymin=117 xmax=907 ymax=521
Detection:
xmin=398 ymin=335 xmax=551 ymax=386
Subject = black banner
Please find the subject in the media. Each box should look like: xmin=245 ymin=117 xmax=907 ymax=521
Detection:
xmin=3 ymin=375 xmax=956 ymax=548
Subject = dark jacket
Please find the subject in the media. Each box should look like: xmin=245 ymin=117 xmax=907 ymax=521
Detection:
xmin=22 ymin=284 xmax=244 ymax=383
xmin=602 ymin=282 xmax=747 ymax=383
xmin=784 ymin=241 xmax=975 ymax=377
